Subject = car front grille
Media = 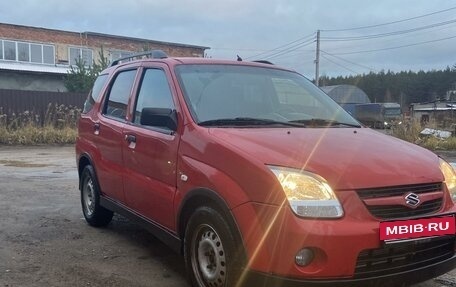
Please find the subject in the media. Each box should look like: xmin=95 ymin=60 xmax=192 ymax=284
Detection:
xmin=356 ymin=183 xmax=444 ymax=220
xmin=354 ymin=236 xmax=455 ymax=278
xmin=366 ymin=198 xmax=442 ymax=219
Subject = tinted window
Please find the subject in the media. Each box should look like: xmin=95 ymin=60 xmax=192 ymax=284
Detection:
xmin=104 ymin=70 xmax=137 ymax=120
xmin=83 ymin=74 xmax=109 ymax=113
xmin=134 ymin=69 xmax=174 ymax=125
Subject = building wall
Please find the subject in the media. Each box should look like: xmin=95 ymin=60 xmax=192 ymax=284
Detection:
xmin=0 ymin=71 xmax=66 ymax=92
xmin=0 ymin=24 xmax=87 ymax=64
xmin=0 ymin=23 xmax=208 ymax=91
xmin=0 ymin=23 xmax=207 ymax=65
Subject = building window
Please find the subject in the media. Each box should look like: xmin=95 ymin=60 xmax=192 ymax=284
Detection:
xmin=4 ymin=41 xmax=16 ymax=61
xmin=43 ymin=45 xmax=54 ymax=64
xmin=30 ymin=44 xmax=42 ymax=63
xmin=69 ymin=47 xmax=93 ymax=66
xmin=18 ymin=42 xmax=29 ymax=62
xmin=0 ymin=39 xmax=55 ymax=64
xmin=110 ymin=50 xmax=133 ymax=62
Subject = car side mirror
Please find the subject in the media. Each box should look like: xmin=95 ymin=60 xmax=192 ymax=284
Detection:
xmin=140 ymin=108 xmax=178 ymax=131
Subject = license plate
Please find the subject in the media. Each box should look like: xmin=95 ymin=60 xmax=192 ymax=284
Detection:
xmin=380 ymin=216 xmax=455 ymax=241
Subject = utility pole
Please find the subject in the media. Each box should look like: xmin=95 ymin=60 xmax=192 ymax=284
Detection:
xmin=315 ymin=30 xmax=320 ymax=86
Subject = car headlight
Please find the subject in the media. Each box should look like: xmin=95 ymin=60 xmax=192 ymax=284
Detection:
xmin=439 ymin=159 xmax=456 ymax=202
xmin=268 ymin=166 xmax=343 ymax=218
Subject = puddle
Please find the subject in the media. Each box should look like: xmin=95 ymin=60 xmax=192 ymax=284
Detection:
xmin=0 ymin=160 xmax=52 ymax=168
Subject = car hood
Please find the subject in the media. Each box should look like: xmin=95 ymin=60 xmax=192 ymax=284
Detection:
xmin=208 ymin=127 xmax=443 ymax=190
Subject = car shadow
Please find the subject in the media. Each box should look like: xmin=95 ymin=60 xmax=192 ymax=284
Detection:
xmin=101 ymin=214 xmax=188 ymax=284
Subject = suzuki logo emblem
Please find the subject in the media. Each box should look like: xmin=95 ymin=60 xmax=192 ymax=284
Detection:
xmin=404 ymin=192 xmax=421 ymax=207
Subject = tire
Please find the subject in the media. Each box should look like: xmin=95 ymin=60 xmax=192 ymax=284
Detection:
xmin=184 ymin=206 xmax=245 ymax=287
xmin=80 ymin=165 xmax=113 ymax=227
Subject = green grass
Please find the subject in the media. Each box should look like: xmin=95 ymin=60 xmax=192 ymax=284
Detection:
xmin=0 ymin=104 xmax=80 ymax=145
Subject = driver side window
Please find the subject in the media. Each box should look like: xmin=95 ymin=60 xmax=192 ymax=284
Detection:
xmin=134 ymin=69 xmax=175 ymax=127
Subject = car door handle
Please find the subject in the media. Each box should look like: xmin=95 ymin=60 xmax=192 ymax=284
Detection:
xmin=125 ymin=134 xmax=136 ymax=144
xmin=93 ymin=123 xmax=100 ymax=135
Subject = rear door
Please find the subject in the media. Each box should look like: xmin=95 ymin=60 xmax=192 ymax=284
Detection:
xmin=95 ymin=68 xmax=138 ymax=203
xmin=122 ymin=64 xmax=180 ymax=231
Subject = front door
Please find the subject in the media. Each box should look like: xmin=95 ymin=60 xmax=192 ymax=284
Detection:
xmin=122 ymin=66 xmax=180 ymax=231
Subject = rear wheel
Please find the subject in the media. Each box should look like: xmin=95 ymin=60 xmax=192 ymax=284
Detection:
xmin=80 ymin=165 xmax=113 ymax=227
xmin=184 ymin=206 xmax=244 ymax=287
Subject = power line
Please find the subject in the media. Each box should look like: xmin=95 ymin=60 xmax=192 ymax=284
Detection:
xmin=321 ymin=6 xmax=456 ymax=32
xmin=326 ymin=20 xmax=456 ymax=53
xmin=321 ymin=18 xmax=456 ymax=41
xmin=210 ymin=47 xmax=284 ymax=52
xmin=260 ymin=49 xmax=314 ymax=61
xmin=245 ymin=32 xmax=315 ymax=60
xmin=263 ymin=39 xmax=315 ymax=60
xmin=320 ymin=50 xmax=377 ymax=72
xmin=330 ymin=34 xmax=456 ymax=55
xmin=321 ymin=54 xmax=359 ymax=74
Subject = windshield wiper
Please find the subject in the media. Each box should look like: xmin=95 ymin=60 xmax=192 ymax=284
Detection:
xmin=289 ymin=118 xmax=361 ymax=128
xmin=198 ymin=117 xmax=305 ymax=127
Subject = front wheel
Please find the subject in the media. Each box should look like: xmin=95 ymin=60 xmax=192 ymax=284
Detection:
xmin=184 ymin=206 xmax=244 ymax=287
xmin=80 ymin=165 xmax=113 ymax=227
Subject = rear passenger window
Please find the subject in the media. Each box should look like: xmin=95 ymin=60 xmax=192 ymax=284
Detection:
xmin=134 ymin=69 xmax=174 ymax=125
xmin=103 ymin=70 xmax=137 ymax=120
xmin=83 ymin=74 xmax=108 ymax=113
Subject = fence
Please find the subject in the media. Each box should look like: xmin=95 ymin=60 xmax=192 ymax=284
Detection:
xmin=0 ymin=89 xmax=86 ymax=116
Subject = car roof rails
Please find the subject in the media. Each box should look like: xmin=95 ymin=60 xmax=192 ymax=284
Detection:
xmin=110 ymin=50 xmax=168 ymax=67
xmin=252 ymin=60 xmax=274 ymax=65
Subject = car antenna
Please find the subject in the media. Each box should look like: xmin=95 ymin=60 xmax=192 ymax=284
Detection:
xmin=237 ymin=55 xmax=243 ymax=61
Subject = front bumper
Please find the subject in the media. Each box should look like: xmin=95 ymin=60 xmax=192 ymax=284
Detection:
xmin=232 ymin=190 xmax=456 ymax=280
xmin=243 ymin=253 xmax=456 ymax=287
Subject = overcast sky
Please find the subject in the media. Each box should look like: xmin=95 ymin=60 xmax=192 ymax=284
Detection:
xmin=2 ymin=0 xmax=456 ymax=79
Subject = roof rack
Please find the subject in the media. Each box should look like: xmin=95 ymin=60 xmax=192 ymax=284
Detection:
xmin=110 ymin=50 xmax=168 ymax=67
xmin=252 ymin=60 xmax=274 ymax=65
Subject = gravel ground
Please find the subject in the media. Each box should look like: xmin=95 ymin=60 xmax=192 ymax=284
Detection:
xmin=0 ymin=145 xmax=455 ymax=287
xmin=0 ymin=146 xmax=187 ymax=287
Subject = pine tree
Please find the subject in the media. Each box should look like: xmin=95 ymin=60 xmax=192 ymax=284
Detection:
xmin=64 ymin=47 xmax=109 ymax=93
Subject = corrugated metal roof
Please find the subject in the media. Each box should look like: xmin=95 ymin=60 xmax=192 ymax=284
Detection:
xmin=321 ymin=84 xmax=370 ymax=104
xmin=414 ymin=107 xmax=456 ymax=111
xmin=0 ymin=61 xmax=70 ymax=75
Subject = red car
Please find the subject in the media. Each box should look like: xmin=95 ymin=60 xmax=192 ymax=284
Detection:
xmin=76 ymin=51 xmax=456 ymax=286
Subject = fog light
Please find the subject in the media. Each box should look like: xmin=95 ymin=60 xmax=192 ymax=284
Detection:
xmin=295 ymin=248 xmax=314 ymax=266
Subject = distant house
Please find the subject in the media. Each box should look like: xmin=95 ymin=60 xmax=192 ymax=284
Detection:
xmin=0 ymin=22 xmax=209 ymax=92
xmin=320 ymin=84 xmax=370 ymax=115
xmin=410 ymin=101 xmax=456 ymax=124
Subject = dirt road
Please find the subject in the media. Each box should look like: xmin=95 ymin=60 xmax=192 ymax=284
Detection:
xmin=0 ymin=146 xmax=455 ymax=287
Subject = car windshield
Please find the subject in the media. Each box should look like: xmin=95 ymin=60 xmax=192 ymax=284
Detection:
xmin=175 ymin=64 xmax=360 ymax=128
xmin=384 ymin=108 xmax=401 ymax=116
